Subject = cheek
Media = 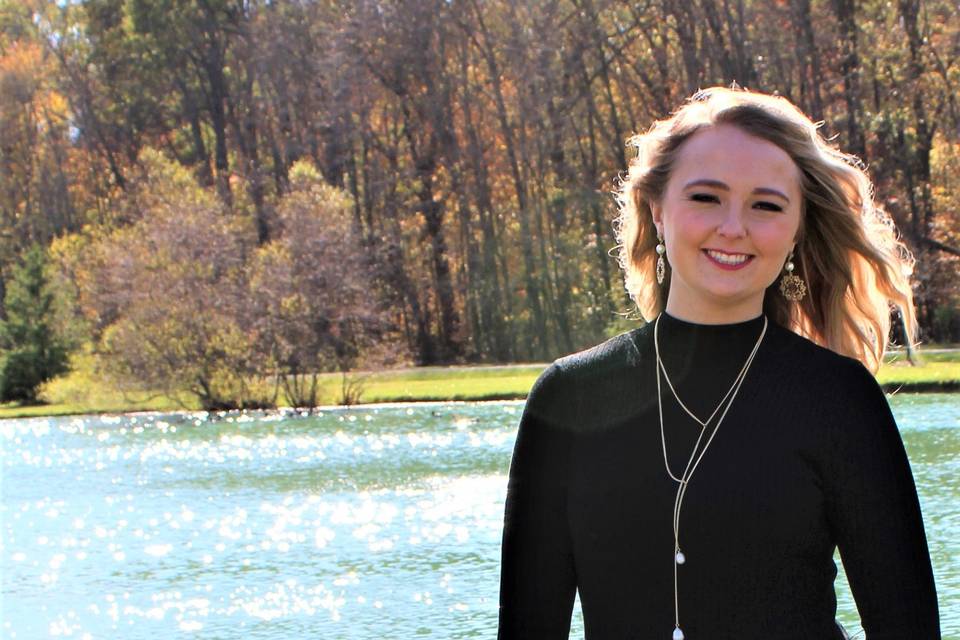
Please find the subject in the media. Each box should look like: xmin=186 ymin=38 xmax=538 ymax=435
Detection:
xmin=666 ymin=212 xmax=713 ymax=245
xmin=752 ymin=220 xmax=798 ymax=254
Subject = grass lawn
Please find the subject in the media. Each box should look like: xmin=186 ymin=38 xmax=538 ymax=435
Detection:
xmin=340 ymin=365 xmax=547 ymax=403
xmin=1 ymin=348 xmax=957 ymax=420
xmin=876 ymin=349 xmax=960 ymax=390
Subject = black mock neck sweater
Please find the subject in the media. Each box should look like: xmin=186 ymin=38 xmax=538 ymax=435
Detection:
xmin=497 ymin=312 xmax=940 ymax=639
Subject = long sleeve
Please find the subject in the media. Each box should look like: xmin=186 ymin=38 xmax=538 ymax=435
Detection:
xmin=498 ymin=362 xmax=577 ymax=639
xmin=823 ymin=358 xmax=941 ymax=639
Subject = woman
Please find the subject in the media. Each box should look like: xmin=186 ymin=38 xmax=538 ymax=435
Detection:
xmin=497 ymin=87 xmax=941 ymax=639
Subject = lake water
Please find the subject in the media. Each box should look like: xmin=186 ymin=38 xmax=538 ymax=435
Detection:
xmin=1 ymin=395 xmax=957 ymax=638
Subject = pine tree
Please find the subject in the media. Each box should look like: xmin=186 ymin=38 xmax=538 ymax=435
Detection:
xmin=0 ymin=243 xmax=71 ymax=404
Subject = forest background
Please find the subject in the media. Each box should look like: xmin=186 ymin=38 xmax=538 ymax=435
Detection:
xmin=0 ymin=0 xmax=958 ymax=412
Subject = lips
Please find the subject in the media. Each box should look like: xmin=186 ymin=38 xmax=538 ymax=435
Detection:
xmin=702 ymin=249 xmax=755 ymax=268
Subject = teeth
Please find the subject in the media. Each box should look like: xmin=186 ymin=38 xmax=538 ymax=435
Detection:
xmin=706 ymin=250 xmax=751 ymax=265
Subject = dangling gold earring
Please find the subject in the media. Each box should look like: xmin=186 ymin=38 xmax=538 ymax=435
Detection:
xmin=779 ymin=249 xmax=807 ymax=301
xmin=656 ymin=232 xmax=667 ymax=285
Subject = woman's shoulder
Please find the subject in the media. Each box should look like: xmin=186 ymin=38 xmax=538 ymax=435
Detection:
xmin=765 ymin=321 xmax=882 ymax=398
xmin=524 ymin=330 xmax=647 ymax=433
xmin=552 ymin=328 xmax=644 ymax=383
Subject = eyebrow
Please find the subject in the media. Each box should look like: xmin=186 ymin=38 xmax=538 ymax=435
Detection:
xmin=682 ymin=179 xmax=791 ymax=204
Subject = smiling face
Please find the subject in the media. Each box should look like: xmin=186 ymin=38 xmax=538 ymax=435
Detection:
xmin=651 ymin=124 xmax=803 ymax=324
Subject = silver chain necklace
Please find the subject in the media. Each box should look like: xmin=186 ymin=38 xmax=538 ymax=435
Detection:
xmin=653 ymin=312 xmax=768 ymax=640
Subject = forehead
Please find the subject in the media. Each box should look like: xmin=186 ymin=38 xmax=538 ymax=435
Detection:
xmin=670 ymin=124 xmax=801 ymax=194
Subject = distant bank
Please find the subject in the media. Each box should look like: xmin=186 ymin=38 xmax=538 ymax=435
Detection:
xmin=1 ymin=353 xmax=958 ymax=421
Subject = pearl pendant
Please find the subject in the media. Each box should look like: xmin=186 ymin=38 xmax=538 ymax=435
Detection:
xmin=675 ymin=551 xmax=685 ymax=565
xmin=672 ymin=626 xmax=685 ymax=640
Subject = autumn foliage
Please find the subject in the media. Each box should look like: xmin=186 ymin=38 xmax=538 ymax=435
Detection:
xmin=1 ymin=0 xmax=958 ymax=406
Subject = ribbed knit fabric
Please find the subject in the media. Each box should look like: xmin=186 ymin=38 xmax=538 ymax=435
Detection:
xmin=497 ymin=311 xmax=940 ymax=639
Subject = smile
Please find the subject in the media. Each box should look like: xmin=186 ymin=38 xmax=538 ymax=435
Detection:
xmin=703 ymin=249 xmax=754 ymax=268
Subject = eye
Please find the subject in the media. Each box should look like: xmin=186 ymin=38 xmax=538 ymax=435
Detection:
xmin=753 ymin=201 xmax=784 ymax=212
xmin=689 ymin=193 xmax=720 ymax=203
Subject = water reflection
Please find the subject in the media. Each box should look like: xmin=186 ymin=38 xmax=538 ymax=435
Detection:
xmin=0 ymin=397 xmax=956 ymax=638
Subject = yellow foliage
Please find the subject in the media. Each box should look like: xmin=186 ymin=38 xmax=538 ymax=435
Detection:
xmin=0 ymin=39 xmax=43 ymax=81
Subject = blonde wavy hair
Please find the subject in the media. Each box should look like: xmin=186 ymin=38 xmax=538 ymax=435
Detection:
xmin=613 ymin=86 xmax=918 ymax=374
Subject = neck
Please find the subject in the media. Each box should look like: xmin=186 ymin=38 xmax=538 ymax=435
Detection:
xmin=653 ymin=309 xmax=767 ymax=373
xmin=652 ymin=310 xmax=768 ymax=418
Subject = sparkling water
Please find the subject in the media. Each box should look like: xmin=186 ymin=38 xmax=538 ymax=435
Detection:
xmin=1 ymin=395 xmax=956 ymax=638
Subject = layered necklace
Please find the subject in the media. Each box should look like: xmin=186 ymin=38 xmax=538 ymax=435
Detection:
xmin=653 ymin=312 xmax=768 ymax=640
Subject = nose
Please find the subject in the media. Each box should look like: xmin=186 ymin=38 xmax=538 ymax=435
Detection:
xmin=716 ymin=203 xmax=747 ymax=238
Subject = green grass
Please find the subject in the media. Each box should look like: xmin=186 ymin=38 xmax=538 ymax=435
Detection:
xmin=884 ymin=349 xmax=960 ymax=364
xmin=1 ymin=348 xmax=957 ymax=420
xmin=354 ymin=366 xmax=546 ymax=403
xmin=876 ymin=352 xmax=960 ymax=390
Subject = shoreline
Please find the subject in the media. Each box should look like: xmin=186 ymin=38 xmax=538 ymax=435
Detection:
xmin=1 ymin=381 xmax=957 ymax=422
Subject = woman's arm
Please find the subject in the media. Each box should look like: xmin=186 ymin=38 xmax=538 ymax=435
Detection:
xmin=498 ymin=362 xmax=578 ymax=639
xmin=824 ymin=358 xmax=941 ymax=639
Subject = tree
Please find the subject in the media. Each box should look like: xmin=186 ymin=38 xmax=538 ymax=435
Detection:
xmin=7 ymin=0 xmax=960 ymax=367
xmin=247 ymin=160 xmax=407 ymax=407
xmin=75 ymin=148 xmax=263 ymax=411
xmin=0 ymin=0 xmax=81 ymax=306
xmin=0 ymin=243 xmax=72 ymax=403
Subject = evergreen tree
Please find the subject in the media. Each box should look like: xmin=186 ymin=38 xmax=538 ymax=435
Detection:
xmin=0 ymin=243 xmax=71 ymax=403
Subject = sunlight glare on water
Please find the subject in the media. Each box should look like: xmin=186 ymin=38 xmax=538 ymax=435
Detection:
xmin=0 ymin=404 xmax=521 ymax=638
xmin=0 ymin=397 xmax=956 ymax=638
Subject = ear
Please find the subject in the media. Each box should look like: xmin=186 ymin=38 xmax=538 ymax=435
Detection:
xmin=650 ymin=201 xmax=663 ymax=235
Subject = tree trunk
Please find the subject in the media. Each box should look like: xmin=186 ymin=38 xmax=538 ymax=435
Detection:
xmin=665 ymin=0 xmax=702 ymax=94
xmin=791 ymin=0 xmax=824 ymax=122
xmin=177 ymin=79 xmax=213 ymax=187
xmin=831 ymin=0 xmax=866 ymax=159
xmin=458 ymin=38 xmax=512 ymax=360
xmin=470 ymin=0 xmax=550 ymax=359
